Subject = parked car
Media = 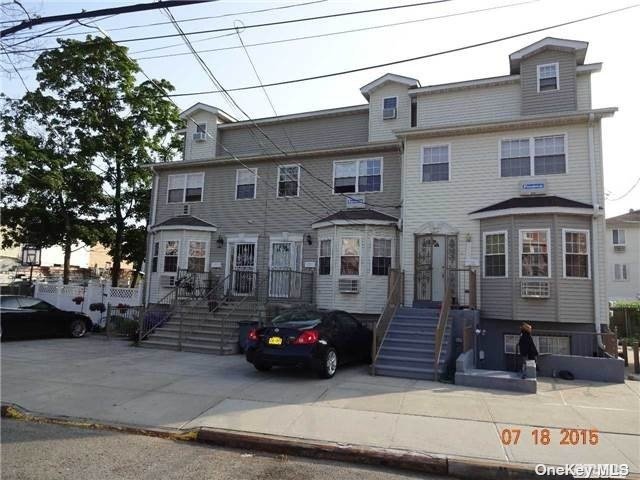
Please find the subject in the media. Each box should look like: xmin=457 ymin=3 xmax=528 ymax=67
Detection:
xmin=245 ymin=308 xmax=372 ymax=378
xmin=0 ymin=295 xmax=92 ymax=340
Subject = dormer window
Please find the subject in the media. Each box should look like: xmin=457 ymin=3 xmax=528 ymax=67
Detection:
xmin=382 ymin=97 xmax=397 ymax=120
xmin=537 ymin=63 xmax=559 ymax=92
xmin=193 ymin=123 xmax=207 ymax=141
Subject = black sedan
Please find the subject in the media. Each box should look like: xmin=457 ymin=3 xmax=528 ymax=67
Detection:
xmin=246 ymin=308 xmax=372 ymax=378
xmin=1 ymin=295 xmax=93 ymax=340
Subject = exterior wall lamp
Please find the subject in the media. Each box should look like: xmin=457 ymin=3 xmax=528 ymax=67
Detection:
xmin=305 ymin=234 xmax=313 ymax=246
xmin=216 ymin=236 xmax=224 ymax=248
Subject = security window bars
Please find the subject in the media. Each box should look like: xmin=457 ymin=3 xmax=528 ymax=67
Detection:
xmin=484 ymin=232 xmax=507 ymax=277
xmin=164 ymin=240 xmax=179 ymax=273
xmin=520 ymin=230 xmax=549 ymax=277
xmin=501 ymin=139 xmax=530 ymax=177
xmin=333 ymin=159 xmax=381 ymax=193
xmin=187 ymin=241 xmax=206 ymax=272
xmin=277 ymin=165 xmax=300 ymax=198
xmin=504 ymin=334 xmax=570 ymax=355
xmin=563 ymin=230 xmax=590 ymax=278
xmin=319 ymin=239 xmax=331 ymax=275
xmin=168 ymin=173 xmax=204 ymax=203
xmin=236 ymin=168 xmax=257 ymax=200
xmin=340 ymin=238 xmax=360 ymax=276
xmin=538 ymin=63 xmax=559 ymax=91
xmin=422 ymin=145 xmax=449 ymax=182
xmin=372 ymin=238 xmax=392 ymax=276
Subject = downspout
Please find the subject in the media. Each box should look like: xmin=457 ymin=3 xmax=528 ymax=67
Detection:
xmin=144 ymin=171 xmax=160 ymax=306
xmin=588 ymin=113 xmax=605 ymax=350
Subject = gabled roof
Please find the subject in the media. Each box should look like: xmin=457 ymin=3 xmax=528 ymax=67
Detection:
xmin=312 ymin=209 xmax=399 ymax=229
xmin=360 ymin=73 xmax=420 ymax=100
xmin=179 ymin=102 xmax=236 ymax=123
xmin=509 ymin=37 xmax=588 ymax=74
xmin=151 ymin=215 xmax=217 ymax=232
xmin=607 ymin=209 xmax=640 ymax=224
xmin=469 ymin=195 xmax=594 ymax=219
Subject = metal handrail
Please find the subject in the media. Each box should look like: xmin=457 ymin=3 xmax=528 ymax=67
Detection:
xmin=433 ymin=285 xmax=453 ymax=381
xmin=137 ymin=287 xmax=180 ymax=342
xmin=371 ymin=270 xmax=404 ymax=372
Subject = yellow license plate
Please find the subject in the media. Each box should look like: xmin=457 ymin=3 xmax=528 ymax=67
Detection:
xmin=268 ymin=336 xmax=283 ymax=346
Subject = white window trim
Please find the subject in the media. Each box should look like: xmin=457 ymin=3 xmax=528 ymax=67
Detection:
xmin=498 ymin=134 xmax=568 ymax=178
xmin=382 ymin=96 xmax=398 ymax=119
xmin=536 ymin=62 xmax=560 ymax=93
xmin=167 ymin=172 xmax=205 ymax=204
xmin=276 ymin=164 xmax=301 ymax=198
xmin=518 ymin=228 xmax=552 ymax=279
xmin=268 ymin=240 xmax=301 ymax=271
xmin=613 ymin=264 xmax=629 ymax=282
xmin=339 ymin=236 xmax=362 ymax=277
xmin=612 ymin=228 xmax=626 ymax=246
xmin=162 ymin=239 xmax=180 ymax=273
xmin=235 ymin=167 xmax=257 ymax=200
xmin=195 ymin=122 xmax=207 ymax=133
xmin=317 ymin=238 xmax=332 ymax=276
xmin=370 ymin=237 xmax=393 ymax=277
xmin=562 ymin=228 xmax=591 ymax=279
xmin=332 ymin=158 xmax=384 ymax=194
xmin=420 ymin=143 xmax=451 ymax=183
xmin=482 ymin=230 xmax=509 ymax=278
xmin=187 ymin=240 xmax=208 ymax=272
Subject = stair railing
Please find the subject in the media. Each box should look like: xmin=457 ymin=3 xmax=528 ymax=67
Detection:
xmin=137 ymin=286 xmax=180 ymax=343
xmin=433 ymin=285 xmax=453 ymax=381
xmin=371 ymin=269 xmax=404 ymax=374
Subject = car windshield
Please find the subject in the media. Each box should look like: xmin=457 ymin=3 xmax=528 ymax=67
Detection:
xmin=18 ymin=298 xmax=54 ymax=311
xmin=271 ymin=310 xmax=322 ymax=327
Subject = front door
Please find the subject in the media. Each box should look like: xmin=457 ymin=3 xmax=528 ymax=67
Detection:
xmin=230 ymin=243 xmax=256 ymax=295
xmin=269 ymin=242 xmax=300 ymax=298
xmin=415 ymin=234 xmax=457 ymax=302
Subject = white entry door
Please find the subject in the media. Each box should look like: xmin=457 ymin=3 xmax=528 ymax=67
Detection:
xmin=269 ymin=242 xmax=300 ymax=298
xmin=231 ymin=243 xmax=256 ymax=295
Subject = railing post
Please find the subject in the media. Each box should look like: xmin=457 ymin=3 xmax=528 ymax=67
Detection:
xmin=469 ymin=270 xmax=477 ymax=309
xmin=634 ymin=342 xmax=640 ymax=375
xmin=621 ymin=339 xmax=629 ymax=366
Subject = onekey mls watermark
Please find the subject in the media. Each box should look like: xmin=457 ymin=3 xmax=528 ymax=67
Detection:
xmin=535 ymin=464 xmax=630 ymax=478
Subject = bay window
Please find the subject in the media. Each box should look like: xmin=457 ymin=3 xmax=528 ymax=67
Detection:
xmin=520 ymin=229 xmax=550 ymax=277
xmin=340 ymin=238 xmax=360 ymax=275
xmin=319 ymin=239 xmax=331 ymax=275
xmin=483 ymin=231 xmax=507 ymax=277
xmin=563 ymin=229 xmax=590 ymax=278
xmin=163 ymin=241 xmax=179 ymax=273
xmin=187 ymin=241 xmax=206 ymax=272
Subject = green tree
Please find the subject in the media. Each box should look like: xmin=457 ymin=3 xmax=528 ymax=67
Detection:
xmin=1 ymin=94 xmax=104 ymax=284
xmin=30 ymin=36 xmax=182 ymax=286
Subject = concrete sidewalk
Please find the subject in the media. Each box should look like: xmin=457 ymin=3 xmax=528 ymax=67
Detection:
xmin=2 ymin=337 xmax=639 ymax=473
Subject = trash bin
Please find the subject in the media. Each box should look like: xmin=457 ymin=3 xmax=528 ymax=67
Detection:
xmin=238 ymin=320 xmax=260 ymax=353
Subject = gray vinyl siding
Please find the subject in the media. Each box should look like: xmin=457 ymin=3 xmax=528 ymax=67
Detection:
xmin=520 ymin=50 xmax=578 ymax=116
xmin=480 ymin=214 xmax=594 ymax=324
xmin=215 ymin=111 xmax=369 ymax=157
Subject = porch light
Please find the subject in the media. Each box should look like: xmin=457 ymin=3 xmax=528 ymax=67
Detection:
xmin=305 ymin=234 xmax=313 ymax=246
xmin=216 ymin=236 xmax=224 ymax=248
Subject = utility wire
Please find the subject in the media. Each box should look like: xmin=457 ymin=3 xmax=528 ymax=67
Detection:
xmin=607 ymin=177 xmax=640 ymax=201
xmin=6 ymin=0 xmax=452 ymax=51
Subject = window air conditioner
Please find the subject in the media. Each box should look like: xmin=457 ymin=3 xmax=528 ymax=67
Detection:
xmin=520 ymin=280 xmax=550 ymax=298
xmin=614 ymin=245 xmax=626 ymax=253
xmin=338 ymin=278 xmax=359 ymax=294
xmin=382 ymin=107 xmax=397 ymax=120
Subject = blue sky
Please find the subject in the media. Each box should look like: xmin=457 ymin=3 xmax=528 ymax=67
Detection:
xmin=3 ymin=0 xmax=639 ymax=216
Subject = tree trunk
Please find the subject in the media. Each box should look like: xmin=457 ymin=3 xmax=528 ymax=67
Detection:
xmin=111 ymin=159 xmax=123 ymax=287
xmin=62 ymin=237 xmax=72 ymax=285
xmin=129 ymin=251 xmax=145 ymax=288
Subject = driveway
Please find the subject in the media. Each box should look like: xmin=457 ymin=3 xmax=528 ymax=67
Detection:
xmin=2 ymin=337 xmax=639 ymax=472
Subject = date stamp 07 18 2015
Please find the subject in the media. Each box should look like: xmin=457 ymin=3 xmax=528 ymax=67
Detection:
xmin=500 ymin=428 xmax=599 ymax=446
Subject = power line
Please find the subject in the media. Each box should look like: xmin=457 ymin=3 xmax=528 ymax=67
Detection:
xmin=1 ymin=0 xmax=217 ymax=37
xmin=6 ymin=0 xmax=452 ymax=51
xmin=607 ymin=177 xmax=640 ymax=201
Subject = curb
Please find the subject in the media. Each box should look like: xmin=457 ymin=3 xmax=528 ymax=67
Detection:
xmin=1 ymin=403 xmax=550 ymax=479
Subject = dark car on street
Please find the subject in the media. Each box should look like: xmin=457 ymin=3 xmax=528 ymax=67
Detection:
xmin=245 ymin=308 xmax=372 ymax=378
xmin=0 ymin=295 xmax=93 ymax=341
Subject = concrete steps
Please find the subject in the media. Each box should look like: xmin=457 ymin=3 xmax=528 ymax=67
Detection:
xmin=455 ymin=369 xmax=537 ymax=393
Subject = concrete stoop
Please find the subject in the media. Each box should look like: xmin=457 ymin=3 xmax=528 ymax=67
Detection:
xmin=455 ymin=369 xmax=537 ymax=394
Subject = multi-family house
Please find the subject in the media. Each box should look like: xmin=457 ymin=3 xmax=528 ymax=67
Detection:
xmin=143 ymin=37 xmax=616 ymax=375
xmin=606 ymin=209 xmax=640 ymax=301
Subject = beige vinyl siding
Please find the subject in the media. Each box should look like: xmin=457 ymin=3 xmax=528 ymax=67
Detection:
xmin=184 ymin=111 xmax=218 ymax=161
xmin=605 ymin=223 xmax=640 ymax=301
xmin=401 ymin=121 xmax=605 ymax=318
xmin=367 ymin=83 xmax=412 ymax=142
xmin=216 ymin=111 xmax=369 ymax=157
xmin=520 ymin=50 xmax=578 ymax=115
xmin=416 ymin=83 xmax=521 ymax=128
xmin=576 ymin=73 xmax=592 ymax=110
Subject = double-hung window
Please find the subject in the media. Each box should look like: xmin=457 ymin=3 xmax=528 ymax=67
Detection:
xmin=319 ymin=239 xmax=331 ymax=275
xmin=483 ymin=232 xmax=507 ymax=277
xmin=520 ymin=229 xmax=550 ymax=277
xmin=277 ymin=165 xmax=300 ymax=198
xmin=168 ymin=173 xmax=204 ymax=203
xmin=151 ymin=242 xmax=159 ymax=273
xmin=372 ymin=238 xmax=392 ymax=276
xmin=187 ymin=241 xmax=206 ymax=272
xmin=340 ymin=238 xmax=360 ymax=276
xmin=614 ymin=264 xmax=628 ymax=281
xmin=333 ymin=159 xmax=382 ymax=193
xmin=500 ymin=135 xmax=566 ymax=177
xmin=236 ymin=168 xmax=257 ymax=200
xmin=164 ymin=241 xmax=179 ymax=273
xmin=537 ymin=63 xmax=559 ymax=92
xmin=421 ymin=145 xmax=449 ymax=182
xmin=382 ymin=97 xmax=397 ymax=120
xmin=612 ymin=229 xmax=626 ymax=246
xmin=563 ymin=229 xmax=590 ymax=278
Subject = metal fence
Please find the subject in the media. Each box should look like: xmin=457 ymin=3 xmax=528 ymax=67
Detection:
xmin=105 ymin=304 xmax=144 ymax=340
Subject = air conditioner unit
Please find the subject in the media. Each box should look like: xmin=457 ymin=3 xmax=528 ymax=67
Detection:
xmin=183 ymin=204 xmax=191 ymax=215
xmin=520 ymin=280 xmax=550 ymax=299
xmin=160 ymin=275 xmax=175 ymax=288
xmin=192 ymin=131 xmax=206 ymax=142
xmin=338 ymin=278 xmax=359 ymax=294
xmin=382 ymin=107 xmax=397 ymax=120
xmin=614 ymin=245 xmax=626 ymax=253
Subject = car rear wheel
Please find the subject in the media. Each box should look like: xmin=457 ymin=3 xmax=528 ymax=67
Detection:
xmin=317 ymin=348 xmax=338 ymax=379
xmin=254 ymin=362 xmax=272 ymax=372
xmin=69 ymin=319 xmax=87 ymax=338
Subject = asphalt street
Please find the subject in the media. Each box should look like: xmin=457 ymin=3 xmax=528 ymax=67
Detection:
xmin=0 ymin=419 xmax=448 ymax=480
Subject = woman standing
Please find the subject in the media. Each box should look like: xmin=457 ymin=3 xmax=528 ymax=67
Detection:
xmin=518 ymin=322 xmax=538 ymax=379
